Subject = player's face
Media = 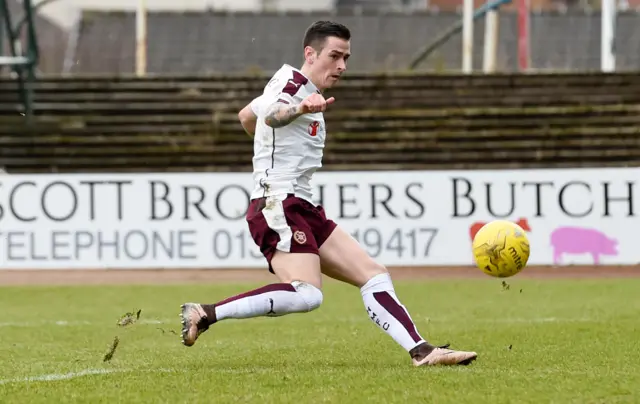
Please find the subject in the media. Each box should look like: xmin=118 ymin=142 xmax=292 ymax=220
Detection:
xmin=307 ymin=36 xmax=350 ymax=90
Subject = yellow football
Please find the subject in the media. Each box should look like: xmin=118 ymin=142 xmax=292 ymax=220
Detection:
xmin=472 ymin=220 xmax=531 ymax=278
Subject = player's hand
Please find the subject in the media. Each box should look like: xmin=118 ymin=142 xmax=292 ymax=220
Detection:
xmin=298 ymin=93 xmax=335 ymax=114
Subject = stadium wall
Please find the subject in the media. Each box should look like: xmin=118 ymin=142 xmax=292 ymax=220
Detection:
xmin=20 ymin=10 xmax=640 ymax=74
xmin=32 ymin=0 xmax=335 ymax=30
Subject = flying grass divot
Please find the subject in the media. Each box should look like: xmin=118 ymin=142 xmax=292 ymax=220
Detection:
xmin=103 ymin=336 xmax=119 ymax=362
xmin=117 ymin=309 xmax=142 ymax=327
xmin=102 ymin=309 xmax=142 ymax=363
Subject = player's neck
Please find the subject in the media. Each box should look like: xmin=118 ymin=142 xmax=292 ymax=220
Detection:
xmin=300 ymin=65 xmax=325 ymax=93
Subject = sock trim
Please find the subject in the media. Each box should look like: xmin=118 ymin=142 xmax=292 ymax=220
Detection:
xmin=215 ymin=283 xmax=296 ymax=308
xmin=360 ymin=272 xmax=393 ymax=294
xmin=372 ymin=291 xmax=422 ymax=344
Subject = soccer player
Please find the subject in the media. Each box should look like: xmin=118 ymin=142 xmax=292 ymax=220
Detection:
xmin=180 ymin=20 xmax=477 ymax=367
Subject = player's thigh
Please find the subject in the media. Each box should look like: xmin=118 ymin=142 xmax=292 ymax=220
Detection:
xmin=271 ymin=251 xmax=322 ymax=289
xmin=247 ymin=194 xmax=323 ymax=289
xmin=318 ymin=225 xmax=387 ymax=288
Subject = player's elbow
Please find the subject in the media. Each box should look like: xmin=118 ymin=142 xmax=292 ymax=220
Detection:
xmin=264 ymin=113 xmax=286 ymax=129
xmin=264 ymin=116 xmax=277 ymax=128
xmin=237 ymin=112 xmax=250 ymax=127
xmin=238 ymin=106 xmax=257 ymax=133
xmin=238 ymin=106 xmax=254 ymax=124
xmin=263 ymin=103 xmax=289 ymax=128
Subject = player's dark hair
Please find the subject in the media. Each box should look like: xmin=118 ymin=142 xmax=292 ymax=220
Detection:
xmin=303 ymin=21 xmax=351 ymax=52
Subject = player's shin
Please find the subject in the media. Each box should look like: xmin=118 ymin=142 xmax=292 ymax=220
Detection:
xmin=360 ymin=273 xmax=427 ymax=352
xmin=201 ymin=281 xmax=323 ymax=324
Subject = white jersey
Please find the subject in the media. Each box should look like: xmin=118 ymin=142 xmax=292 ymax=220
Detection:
xmin=249 ymin=64 xmax=326 ymax=203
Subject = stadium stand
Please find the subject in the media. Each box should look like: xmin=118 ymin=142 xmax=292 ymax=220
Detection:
xmin=1 ymin=72 xmax=639 ymax=173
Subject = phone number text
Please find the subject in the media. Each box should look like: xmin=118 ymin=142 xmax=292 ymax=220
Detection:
xmin=350 ymin=227 xmax=439 ymax=258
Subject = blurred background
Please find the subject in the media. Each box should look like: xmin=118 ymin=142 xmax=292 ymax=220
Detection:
xmin=3 ymin=0 xmax=640 ymax=76
xmin=1 ymin=0 xmax=639 ymax=173
xmin=0 ymin=0 xmax=638 ymax=268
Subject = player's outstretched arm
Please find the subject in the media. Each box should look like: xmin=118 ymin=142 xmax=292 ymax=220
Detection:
xmin=264 ymin=94 xmax=335 ymax=129
xmin=264 ymin=102 xmax=304 ymax=129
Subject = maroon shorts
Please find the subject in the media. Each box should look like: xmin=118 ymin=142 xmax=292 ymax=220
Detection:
xmin=246 ymin=194 xmax=337 ymax=273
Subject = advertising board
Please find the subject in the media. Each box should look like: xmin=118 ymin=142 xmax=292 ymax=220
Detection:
xmin=0 ymin=168 xmax=636 ymax=269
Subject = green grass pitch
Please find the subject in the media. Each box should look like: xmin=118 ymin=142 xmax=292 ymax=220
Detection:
xmin=1 ymin=277 xmax=639 ymax=403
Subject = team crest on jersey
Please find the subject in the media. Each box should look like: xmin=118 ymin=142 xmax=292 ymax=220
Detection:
xmin=308 ymin=121 xmax=320 ymax=137
xmin=293 ymin=230 xmax=307 ymax=244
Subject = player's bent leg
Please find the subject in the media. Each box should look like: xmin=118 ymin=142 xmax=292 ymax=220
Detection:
xmin=318 ymin=225 xmax=477 ymax=366
xmin=318 ymin=225 xmax=387 ymax=288
xmin=180 ymin=251 xmax=323 ymax=347
xmin=180 ymin=195 xmax=327 ymax=347
xmin=270 ymin=250 xmax=323 ymax=289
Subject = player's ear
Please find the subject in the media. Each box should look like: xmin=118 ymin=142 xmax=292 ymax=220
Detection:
xmin=304 ymin=46 xmax=316 ymax=64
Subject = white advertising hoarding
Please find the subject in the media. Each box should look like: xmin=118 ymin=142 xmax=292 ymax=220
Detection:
xmin=0 ymin=168 xmax=637 ymax=269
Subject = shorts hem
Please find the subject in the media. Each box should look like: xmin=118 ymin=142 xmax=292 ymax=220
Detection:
xmin=265 ymin=246 xmax=320 ymax=274
xmin=316 ymin=221 xmax=338 ymax=249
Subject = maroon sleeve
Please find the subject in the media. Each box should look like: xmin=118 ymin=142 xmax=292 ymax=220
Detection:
xmin=280 ymin=71 xmax=308 ymax=97
xmin=262 ymin=70 xmax=308 ymax=108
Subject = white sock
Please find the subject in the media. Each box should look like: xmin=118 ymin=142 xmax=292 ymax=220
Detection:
xmin=360 ymin=273 xmax=426 ymax=351
xmin=213 ymin=281 xmax=323 ymax=321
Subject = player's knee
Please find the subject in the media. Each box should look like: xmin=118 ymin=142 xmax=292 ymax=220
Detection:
xmin=291 ymin=281 xmax=323 ymax=311
xmin=366 ymin=261 xmax=388 ymax=278
xmin=357 ymin=262 xmax=389 ymax=286
xmin=354 ymin=254 xmax=388 ymax=277
xmin=373 ymin=262 xmax=388 ymax=274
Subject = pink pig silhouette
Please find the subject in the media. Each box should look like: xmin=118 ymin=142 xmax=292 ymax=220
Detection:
xmin=550 ymin=227 xmax=618 ymax=265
